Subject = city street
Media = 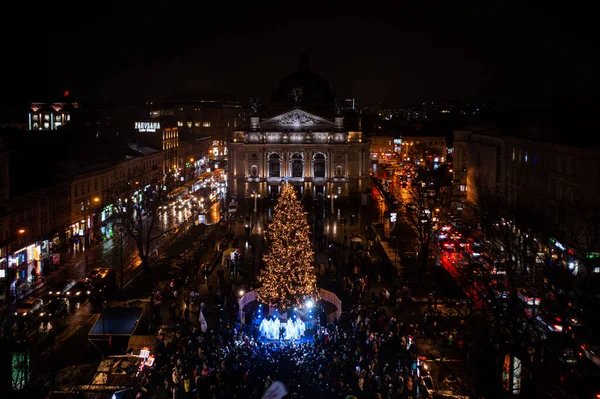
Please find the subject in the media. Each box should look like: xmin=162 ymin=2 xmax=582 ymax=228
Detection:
xmin=15 ymin=200 xmax=223 ymax=375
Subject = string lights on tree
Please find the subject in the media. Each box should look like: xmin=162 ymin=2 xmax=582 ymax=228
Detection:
xmin=257 ymin=183 xmax=319 ymax=310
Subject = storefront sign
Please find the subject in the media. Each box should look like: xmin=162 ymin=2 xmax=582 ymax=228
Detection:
xmin=550 ymin=238 xmax=566 ymax=251
xmin=134 ymin=121 xmax=160 ymax=132
xmin=140 ymin=347 xmax=150 ymax=358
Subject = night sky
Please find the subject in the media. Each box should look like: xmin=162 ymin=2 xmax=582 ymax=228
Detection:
xmin=3 ymin=2 xmax=595 ymax=110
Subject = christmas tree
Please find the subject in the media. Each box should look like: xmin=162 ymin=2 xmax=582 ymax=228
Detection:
xmin=257 ymin=183 xmax=319 ymax=310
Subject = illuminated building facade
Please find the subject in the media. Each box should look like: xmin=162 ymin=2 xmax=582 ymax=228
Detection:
xmin=29 ymin=102 xmax=78 ymax=131
xmin=134 ymin=120 xmax=179 ymax=177
xmin=228 ymin=108 xmax=370 ymax=199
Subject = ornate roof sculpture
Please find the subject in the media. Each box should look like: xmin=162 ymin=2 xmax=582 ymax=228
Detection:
xmin=260 ymin=108 xmax=334 ymax=130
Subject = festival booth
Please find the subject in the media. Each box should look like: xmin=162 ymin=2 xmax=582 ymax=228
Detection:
xmin=89 ymin=307 xmax=144 ymax=355
xmin=238 ymin=288 xmax=342 ymax=341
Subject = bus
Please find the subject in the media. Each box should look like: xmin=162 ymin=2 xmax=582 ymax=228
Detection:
xmin=198 ymin=172 xmax=213 ymax=188
xmin=167 ymin=186 xmax=189 ymax=202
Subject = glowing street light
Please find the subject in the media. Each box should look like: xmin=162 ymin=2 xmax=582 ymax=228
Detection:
xmin=251 ymin=192 xmax=261 ymax=213
xmin=327 ymin=193 xmax=338 ymax=213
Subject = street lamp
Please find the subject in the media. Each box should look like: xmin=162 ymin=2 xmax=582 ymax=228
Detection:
xmin=327 ymin=193 xmax=338 ymax=214
xmin=251 ymin=192 xmax=261 ymax=213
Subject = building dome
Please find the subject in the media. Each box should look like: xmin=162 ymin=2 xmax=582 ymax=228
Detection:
xmin=271 ymin=53 xmax=336 ymax=106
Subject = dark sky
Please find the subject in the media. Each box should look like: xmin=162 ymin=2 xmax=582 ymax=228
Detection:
xmin=3 ymin=2 xmax=596 ymax=110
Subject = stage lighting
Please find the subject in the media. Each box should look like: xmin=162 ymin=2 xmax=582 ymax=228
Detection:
xmin=306 ymin=299 xmax=314 ymax=309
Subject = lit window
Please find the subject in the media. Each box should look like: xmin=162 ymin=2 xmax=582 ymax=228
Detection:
xmin=460 ymin=184 xmax=467 ymax=192
xmin=194 ymin=122 xmax=200 ymax=127
xmin=203 ymin=122 xmax=211 ymax=127
xmin=187 ymin=122 xmax=192 ymax=128
xmin=177 ymin=121 xmax=183 ymax=127
xmin=524 ymin=152 xmax=528 ymax=163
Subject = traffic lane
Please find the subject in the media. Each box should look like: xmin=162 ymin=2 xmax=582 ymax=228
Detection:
xmin=18 ymin=294 xmax=98 ymax=355
xmin=21 ymin=207 xmax=197 ymax=303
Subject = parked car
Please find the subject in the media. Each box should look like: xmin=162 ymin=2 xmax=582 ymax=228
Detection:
xmin=39 ymin=298 xmax=68 ymax=319
xmin=15 ymin=297 xmax=43 ymax=317
xmin=88 ymin=268 xmax=117 ymax=298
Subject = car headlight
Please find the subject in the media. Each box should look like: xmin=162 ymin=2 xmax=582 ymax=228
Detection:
xmin=40 ymin=312 xmax=45 ymax=316
xmin=49 ymin=291 xmax=54 ymax=295
xmin=66 ymin=292 xmax=71 ymax=295
xmin=14 ymin=312 xmax=18 ymax=316
xmin=22 ymin=312 xmax=28 ymax=316
xmin=76 ymin=291 xmax=81 ymax=296
xmin=86 ymin=290 xmax=91 ymax=295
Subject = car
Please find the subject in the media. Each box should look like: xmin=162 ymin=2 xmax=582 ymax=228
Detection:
xmin=88 ymin=268 xmax=117 ymax=298
xmin=39 ymin=298 xmax=68 ymax=319
xmin=49 ymin=280 xmax=77 ymax=297
xmin=536 ymin=314 xmax=564 ymax=332
xmin=65 ymin=279 xmax=92 ymax=299
xmin=15 ymin=297 xmax=44 ymax=317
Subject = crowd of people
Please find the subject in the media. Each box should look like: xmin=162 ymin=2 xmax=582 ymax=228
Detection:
xmin=135 ymin=296 xmax=427 ymax=399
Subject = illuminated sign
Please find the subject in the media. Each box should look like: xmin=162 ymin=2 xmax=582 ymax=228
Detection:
xmin=135 ymin=121 xmax=161 ymax=132
xmin=140 ymin=347 xmax=150 ymax=358
xmin=390 ymin=212 xmax=397 ymax=223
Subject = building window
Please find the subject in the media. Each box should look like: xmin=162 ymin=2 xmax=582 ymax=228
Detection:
xmin=177 ymin=121 xmax=183 ymax=127
xmin=524 ymin=152 xmax=528 ymax=163
xmin=512 ymin=148 xmax=516 ymax=161
xmin=269 ymin=153 xmax=281 ymax=177
xmin=194 ymin=122 xmax=200 ymax=127
xmin=460 ymin=184 xmax=467 ymax=192
xmin=313 ymin=153 xmax=326 ymax=177
xmin=203 ymin=122 xmax=211 ymax=127
xmin=186 ymin=122 xmax=192 ymax=128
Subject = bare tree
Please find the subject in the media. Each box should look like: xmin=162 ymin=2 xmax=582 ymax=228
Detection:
xmin=454 ymin=195 xmax=589 ymax=398
xmin=108 ymin=173 xmax=171 ymax=273
xmin=402 ymin=181 xmax=453 ymax=282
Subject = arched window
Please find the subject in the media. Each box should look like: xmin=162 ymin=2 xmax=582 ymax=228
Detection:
xmin=269 ymin=153 xmax=280 ymax=177
xmin=250 ymin=165 xmax=258 ymax=178
xmin=335 ymin=165 xmax=343 ymax=177
xmin=313 ymin=153 xmax=326 ymax=178
xmin=291 ymin=153 xmax=303 ymax=177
